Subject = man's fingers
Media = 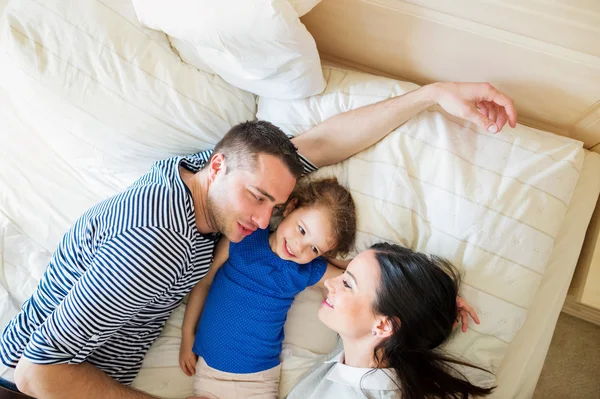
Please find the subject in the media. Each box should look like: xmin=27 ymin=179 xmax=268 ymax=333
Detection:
xmin=488 ymin=103 xmax=498 ymax=123
xmin=466 ymin=105 xmax=498 ymax=134
xmin=496 ymin=108 xmax=508 ymax=131
xmin=479 ymin=84 xmax=517 ymax=128
xmin=477 ymin=102 xmax=489 ymax=117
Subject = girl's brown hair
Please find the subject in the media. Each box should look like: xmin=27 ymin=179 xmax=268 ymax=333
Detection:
xmin=285 ymin=177 xmax=357 ymax=258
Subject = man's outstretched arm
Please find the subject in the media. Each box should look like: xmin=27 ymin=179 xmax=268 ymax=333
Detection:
xmin=15 ymin=359 xmax=160 ymax=399
xmin=292 ymin=82 xmax=517 ymax=168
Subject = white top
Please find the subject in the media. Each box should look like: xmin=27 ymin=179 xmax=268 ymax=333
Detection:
xmin=287 ymin=343 xmax=401 ymax=399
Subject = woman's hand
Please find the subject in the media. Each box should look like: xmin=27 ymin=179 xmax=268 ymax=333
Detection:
xmin=179 ymin=333 xmax=198 ymax=377
xmin=454 ymin=296 xmax=481 ymax=333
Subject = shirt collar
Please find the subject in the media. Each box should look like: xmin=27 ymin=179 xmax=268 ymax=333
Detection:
xmin=324 ymin=350 xmax=400 ymax=391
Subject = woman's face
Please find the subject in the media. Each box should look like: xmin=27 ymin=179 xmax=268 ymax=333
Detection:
xmin=318 ymin=249 xmax=381 ymax=339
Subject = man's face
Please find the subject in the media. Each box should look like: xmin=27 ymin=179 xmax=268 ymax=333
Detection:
xmin=207 ymin=153 xmax=297 ymax=242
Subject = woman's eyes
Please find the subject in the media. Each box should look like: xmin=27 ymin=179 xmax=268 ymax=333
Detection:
xmin=343 ymin=279 xmax=351 ymax=289
xmin=311 ymin=246 xmax=318 ymax=254
xmin=299 ymin=226 xmax=305 ymax=235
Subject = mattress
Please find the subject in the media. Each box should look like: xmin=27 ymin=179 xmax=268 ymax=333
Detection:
xmin=491 ymin=148 xmax=600 ymax=398
xmin=1 ymin=98 xmax=599 ymax=398
xmin=2 ymin=76 xmax=600 ymax=398
xmin=0 ymin=9 xmax=598 ymax=394
xmin=130 ymin=149 xmax=600 ymax=398
xmin=98 ymin=149 xmax=600 ymax=398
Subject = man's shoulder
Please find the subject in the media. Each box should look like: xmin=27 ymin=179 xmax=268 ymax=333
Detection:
xmin=180 ymin=150 xmax=213 ymax=173
xmin=97 ymin=225 xmax=196 ymax=280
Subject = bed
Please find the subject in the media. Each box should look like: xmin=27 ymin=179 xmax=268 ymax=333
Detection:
xmin=1 ymin=1 xmax=599 ymax=398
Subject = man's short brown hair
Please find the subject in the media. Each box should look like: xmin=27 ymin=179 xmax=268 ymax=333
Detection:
xmin=213 ymin=120 xmax=304 ymax=178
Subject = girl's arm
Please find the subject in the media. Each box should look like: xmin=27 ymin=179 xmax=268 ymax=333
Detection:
xmin=315 ymin=261 xmax=347 ymax=288
xmin=179 ymin=237 xmax=230 ymax=376
xmin=327 ymin=257 xmax=351 ymax=269
xmin=181 ymin=237 xmax=230 ymax=336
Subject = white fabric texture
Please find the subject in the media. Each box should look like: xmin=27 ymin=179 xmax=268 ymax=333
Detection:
xmin=257 ymin=66 xmax=585 ymax=386
xmin=490 ymin=149 xmax=600 ymax=397
xmin=0 ymin=0 xmax=595 ymax=395
xmin=288 ymin=0 xmax=321 ymax=17
xmin=0 ymin=0 xmax=256 ymax=252
xmin=0 ymin=0 xmax=8 ymax=16
xmin=132 ymin=0 xmax=325 ymax=99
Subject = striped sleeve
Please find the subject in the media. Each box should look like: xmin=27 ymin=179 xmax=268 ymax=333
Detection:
xmin=286 ymin=134 xmax=319 ymax=176
xmin=298 ymin=153 xmax=318 ymax=176
xmin=184 ymin=149 xmax=214 ymax=170
xmin=22 ymin=226 xmax=191 ymax=365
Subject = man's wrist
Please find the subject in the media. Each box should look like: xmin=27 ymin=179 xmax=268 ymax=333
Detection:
xmin=420 ymin=82 xmax=442 ymax=107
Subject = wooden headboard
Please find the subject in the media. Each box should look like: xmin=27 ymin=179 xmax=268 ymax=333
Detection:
xmin=302 ymin=0 xmax=600 ymax=324
xmin=301 ymin=0 xmax=600 ymax=151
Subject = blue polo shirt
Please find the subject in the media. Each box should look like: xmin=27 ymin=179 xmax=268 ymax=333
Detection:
xmin=193 ymin=228 xmax=327 ymax=373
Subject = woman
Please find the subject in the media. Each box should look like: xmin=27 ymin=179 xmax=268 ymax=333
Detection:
xmin=287 ymin=242 xmax=494 ymax=399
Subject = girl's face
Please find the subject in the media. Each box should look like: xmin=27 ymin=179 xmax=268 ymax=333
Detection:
xmin=272 ymin=205 xmax=335 ymax=264
xmin=318 ymin=250 xmax=381 ymax=339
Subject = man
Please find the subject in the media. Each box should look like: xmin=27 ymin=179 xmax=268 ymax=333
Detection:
xmin=0 ymin=82 xmax=515 ymax=398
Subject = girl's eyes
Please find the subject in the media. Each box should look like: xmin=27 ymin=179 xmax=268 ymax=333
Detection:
xmin=343 ymin=279 xmax=351 ymax=289
xmin=311 ymin=246 xmax=318 ymax=254
xmin=299 ymin=226 xmax=305 ymax=235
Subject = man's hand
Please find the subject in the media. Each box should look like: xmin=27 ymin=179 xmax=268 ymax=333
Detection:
xmin=433 ymin=82 xmax=517 ymax=134
xmin=179 ymin=334 xmax=198 ymax=377
xmin=454 ymin=296 xmax=481 ymax=333
xmin=292 ymin=80 xmax=517 ymax=168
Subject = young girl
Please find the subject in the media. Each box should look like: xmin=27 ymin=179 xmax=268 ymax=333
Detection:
xmin=179 ymin=178 xmax=357 ymax=399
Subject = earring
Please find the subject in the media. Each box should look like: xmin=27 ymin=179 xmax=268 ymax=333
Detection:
xmin=371 ymin=330 xmax=376 ymax=336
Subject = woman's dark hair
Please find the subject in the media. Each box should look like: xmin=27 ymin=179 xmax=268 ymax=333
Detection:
xmin=369 ymin=242 xmax=494 ymax=399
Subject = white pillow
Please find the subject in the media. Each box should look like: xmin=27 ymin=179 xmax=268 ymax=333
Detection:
xmin=289 ymin=0 xmax=322 ymax=16
xmin=0 ymin=0 xmax=256 ymax=251
xmin=132 ymin=0 xmax=325 ymax=99
xmin=258 ymin=66 xmax=584 ymax=386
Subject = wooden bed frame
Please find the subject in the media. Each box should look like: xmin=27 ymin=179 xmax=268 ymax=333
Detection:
xmin=301 ymin=0 xmax=600 ymax=324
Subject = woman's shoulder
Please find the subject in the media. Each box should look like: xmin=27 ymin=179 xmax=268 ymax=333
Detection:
xmin=288 ymin=338 xmax=401 ymax=399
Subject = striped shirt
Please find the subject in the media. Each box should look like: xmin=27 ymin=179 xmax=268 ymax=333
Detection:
xmin=0 ymin=149 xmax=317 ymax=385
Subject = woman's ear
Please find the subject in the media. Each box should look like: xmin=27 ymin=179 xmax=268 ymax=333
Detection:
xmin=372 ymin=316 xmax=398 ymax=339
xmin=283 ymin=198 xmax=299 ymax=217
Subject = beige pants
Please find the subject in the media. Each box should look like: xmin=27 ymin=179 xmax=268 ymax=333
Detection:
xmin=193 ymin=357 xmax=281 ymax=399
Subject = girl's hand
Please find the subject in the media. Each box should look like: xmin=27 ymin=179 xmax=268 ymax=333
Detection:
xmin=179 ymin=335 xmax=198 ymax=377
xmin=454 ymin=296 xmax=480 ymax=333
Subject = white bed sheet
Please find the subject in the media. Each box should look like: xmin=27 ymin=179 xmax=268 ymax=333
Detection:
xmin=491 ymin=149 xmax=600 ymax=398
xmin=1 ymin=71 xmax=599 ymax=398
xmin=125 ymin=141 xmax=600 ymax=399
